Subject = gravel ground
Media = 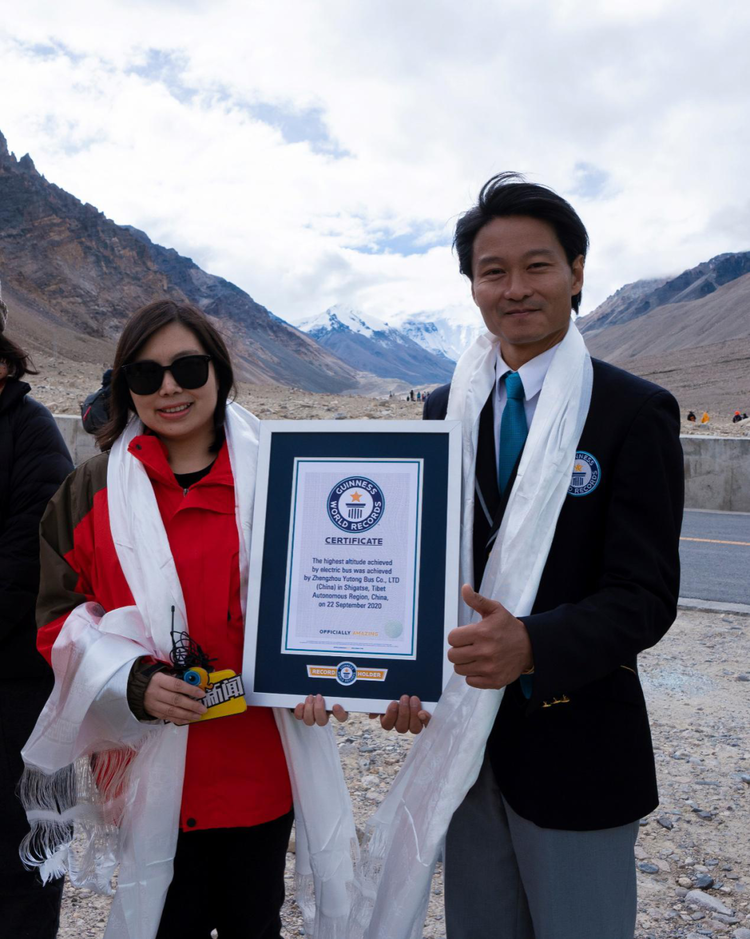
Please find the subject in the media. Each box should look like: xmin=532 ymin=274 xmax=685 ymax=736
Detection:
xmin=55 ymin=607 xmax=749 ymax=938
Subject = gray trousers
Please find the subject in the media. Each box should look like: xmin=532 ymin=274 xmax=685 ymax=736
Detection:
xmin=444 ymin=761 xmax=639 ymax=939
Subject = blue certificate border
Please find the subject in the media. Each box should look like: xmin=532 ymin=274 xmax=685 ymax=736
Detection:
xmin=251 ymin=429 xmax=451 ymax=706
xmin=282 ymin=458 xmax=422 ymax=658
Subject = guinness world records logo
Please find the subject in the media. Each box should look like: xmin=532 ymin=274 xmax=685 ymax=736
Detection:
xmin=327 ymin=476 xmax=385 ymax=531
xmin=568 ymin=451 xmax=601 ymax=497
xmin=336 ymin=661 xmax=357 ymax=685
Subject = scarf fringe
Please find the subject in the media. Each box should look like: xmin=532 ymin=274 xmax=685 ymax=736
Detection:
xmin=19 ymin=746 xmax=139 ymax=895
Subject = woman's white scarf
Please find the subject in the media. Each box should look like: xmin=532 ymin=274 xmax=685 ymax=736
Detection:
xmin=348 ymin=324 xmax=593 ymax=939
xmin=21 ymin=403 xmax=358 ymax=939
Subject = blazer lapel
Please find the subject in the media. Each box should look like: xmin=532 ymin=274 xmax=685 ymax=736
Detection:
xmin=473 ymin=391 xmax=527 ymax=586
xmin=486 ymin=449 xmax=524 ymax=550
xmin=475 ymin=392 xmax=499 ymax=523
xmin=473 ymin=392 xmax=500 ymax=588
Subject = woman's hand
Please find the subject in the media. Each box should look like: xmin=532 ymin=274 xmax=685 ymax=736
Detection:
xmin=144 ymin=672 xmax=207 ymax=725
xmin=293 ymin=694 xmax=349 ymax=727
xmin=370 ymin=695 xmax=431 ymax=734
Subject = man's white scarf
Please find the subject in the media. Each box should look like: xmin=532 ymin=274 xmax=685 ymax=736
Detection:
xmin=348 ymin=324 xmax=593 ymax=939
xmin=21 ymin=403 xmax=358 ymax=939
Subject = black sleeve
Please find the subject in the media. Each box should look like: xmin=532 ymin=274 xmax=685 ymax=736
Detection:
xmin=127 ymin=658 xmax=170 ymax=721
xmin=0 ymin=401 xmax=74 ymax=642
xmin=522 ymin=390 xmax=684 ymax=708
xmin=423 ymin=383 xmax=450 ymax=421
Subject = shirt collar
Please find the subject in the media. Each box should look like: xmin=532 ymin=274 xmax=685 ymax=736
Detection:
xmin=495 ymin=342 xmax=561 ymax=401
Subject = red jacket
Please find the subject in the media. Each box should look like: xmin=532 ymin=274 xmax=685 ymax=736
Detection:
xmin=37 ymin=434 xmax=292 ymax=831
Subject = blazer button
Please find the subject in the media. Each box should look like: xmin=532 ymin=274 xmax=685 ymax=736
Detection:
xmin=186 ymin=817 xmax=197 ymax=828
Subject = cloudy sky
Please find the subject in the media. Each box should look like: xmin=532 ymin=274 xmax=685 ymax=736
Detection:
xmin=2 ymin=0 xmax=749 ymax=327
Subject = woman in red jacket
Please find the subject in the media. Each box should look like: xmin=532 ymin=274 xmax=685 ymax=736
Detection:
xmin=30 ymin=301 xmax=348 ymax=939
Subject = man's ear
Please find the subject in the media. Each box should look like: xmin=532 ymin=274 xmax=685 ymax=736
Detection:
xmin=470 ymin=280 xmax=477 ymax=305
xmin=571 ymin=255 xmax=585 ymax=297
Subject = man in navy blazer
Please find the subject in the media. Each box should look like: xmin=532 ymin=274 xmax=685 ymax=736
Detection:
xmin=383 ymin=174 xmax=684 ymax=938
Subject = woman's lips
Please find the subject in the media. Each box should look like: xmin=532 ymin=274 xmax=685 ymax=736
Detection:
xmin=156 ymin=402 xmax=193 ymax=420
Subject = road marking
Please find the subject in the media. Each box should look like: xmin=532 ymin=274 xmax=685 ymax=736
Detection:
xmin=681 ymin=537 xmax=750 ymax=547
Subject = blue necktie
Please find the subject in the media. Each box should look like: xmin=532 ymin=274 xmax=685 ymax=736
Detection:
xmin=498 ymin=371 xmax=533 ymax=699
xmin=498 ymin=371 xmax=528 ymax=496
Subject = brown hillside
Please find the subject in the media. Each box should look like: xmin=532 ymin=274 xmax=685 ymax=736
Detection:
xmin=0 ymin=131 xmax=359 ymax=393
xmin=582 ymin=273 xmax=750 ymax=415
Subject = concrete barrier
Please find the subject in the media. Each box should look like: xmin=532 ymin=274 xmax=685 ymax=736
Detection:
xmin=53 ymin=416 xmax=750 ymax=513
xmin=54 ymin=414 xmax=100 ymax=465
xmin=681 ymin=435 xmax=750 ymax=513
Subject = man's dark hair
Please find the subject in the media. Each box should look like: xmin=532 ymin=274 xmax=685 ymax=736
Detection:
xmin=97 ymin=300 xmax=236 ymax=452
xmin=453 ymin=172 xmax=590 ymax=312
xmin=0 ymin=333 xmax=38 ymax=381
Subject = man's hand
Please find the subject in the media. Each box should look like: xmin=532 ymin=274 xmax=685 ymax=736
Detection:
xmin=144 ymin=672 xmax=207 ymax=725
xmin=369 ymin=695 xmax=431 ymax=734
xmin=447 ymin=584 xmax=534 ymax=689
xmin=293 ymin=694 xmax=349 ymax=727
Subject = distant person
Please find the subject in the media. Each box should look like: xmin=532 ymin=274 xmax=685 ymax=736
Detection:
xmin=687 ymin=410 xmax=697 ymax=422
xmin=732 ymin=410 xmax=742 ymax=423
xmin=701 ymin=411 xmax=710 ymax=424
xmin=410 ymin=388 xmax=415 ymax=401
xmin=417 ymin=391 xmax=422 ymax=401
xmin=80 ymin=367 xmax=113 ymax=435
xmin=0 ymin=326 xmax=72 ymax=937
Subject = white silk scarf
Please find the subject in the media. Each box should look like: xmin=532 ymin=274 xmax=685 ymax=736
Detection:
xmin=348 ymin=323 xmax=593 ymax=939
xmin=21 ymin=403 xmax=358 ymax=939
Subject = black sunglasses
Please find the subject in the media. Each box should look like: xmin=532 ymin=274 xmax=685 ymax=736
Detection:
xmin=121 ymin=354 xmax=212 ymax=396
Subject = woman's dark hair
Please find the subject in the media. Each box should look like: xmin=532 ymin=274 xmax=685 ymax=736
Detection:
xmin=97 ymin=300 xmax=236 ymax=452
xmin=453 ymin=172 xmax=590 ymax=312
xmin=0 ymin=333 xmax=38 ymax=380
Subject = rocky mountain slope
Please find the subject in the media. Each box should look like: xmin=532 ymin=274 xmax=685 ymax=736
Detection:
xmin=299 ymin=305 xmax=455 ymax=384
xmin=0 ymin=130 xmax=359 ymax=393
xmin=581 ymin=254 xmax=750 ymax=416
xmin=583 ymin=272 xmax=750 ymax=361
xmin=582 ymin=253 xmax=750 ymax=333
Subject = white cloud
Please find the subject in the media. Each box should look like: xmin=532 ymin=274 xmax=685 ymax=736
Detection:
xmin=1 ymin=0 xmax=749 ymax=327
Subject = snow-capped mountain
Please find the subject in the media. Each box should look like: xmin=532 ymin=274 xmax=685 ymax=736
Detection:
xmin=298 ymin=305 xmax=455 ymax=385
xmin=299 ymin=305 xmax=392 ymax=340
xmin=396 ymin=311 xmax=484 ymax=362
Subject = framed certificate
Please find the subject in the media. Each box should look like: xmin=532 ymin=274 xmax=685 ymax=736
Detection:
xmin=242 ymin=420 xmax=461 ymax=711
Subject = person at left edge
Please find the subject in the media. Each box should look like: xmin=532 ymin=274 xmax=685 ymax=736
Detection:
xmin=0 ymin=325 xmax=72 ymax=938
xmin=24 ymin=301 xmax=347 ymax=939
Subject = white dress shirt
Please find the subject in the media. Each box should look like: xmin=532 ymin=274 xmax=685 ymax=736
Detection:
xmin=493 ymin=342 xmax=562 ymax=467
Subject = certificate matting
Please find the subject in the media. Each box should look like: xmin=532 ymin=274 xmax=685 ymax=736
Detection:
xmin=282 ymin=458 xmax=423 ymax=659
xmin=243 ymin=421 xmax=461 ymax=712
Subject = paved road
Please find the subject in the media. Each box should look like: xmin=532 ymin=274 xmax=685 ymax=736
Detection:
xmin=679 ymin=509 xmax=750 ymax=606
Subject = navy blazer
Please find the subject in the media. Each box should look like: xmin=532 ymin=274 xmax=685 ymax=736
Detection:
xmin=424 ymin=358 xmax=684 ymax=830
